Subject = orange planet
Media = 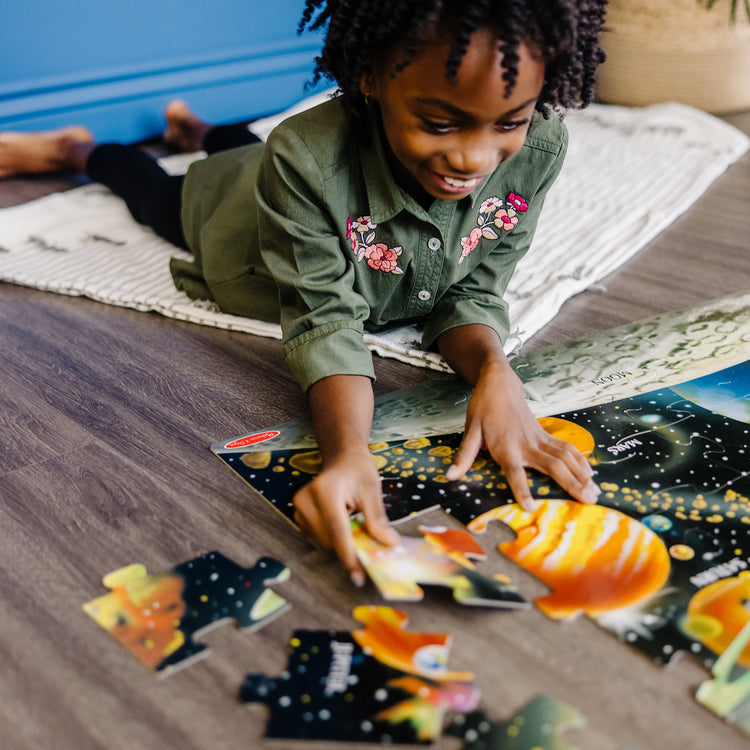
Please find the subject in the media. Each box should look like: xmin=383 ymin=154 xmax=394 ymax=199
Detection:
xmin=469 ymin=500 xmax=671 ymax=619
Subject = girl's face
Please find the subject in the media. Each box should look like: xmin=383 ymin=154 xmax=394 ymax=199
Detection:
xmin=363 ymin=29 xmax=545 ymax=204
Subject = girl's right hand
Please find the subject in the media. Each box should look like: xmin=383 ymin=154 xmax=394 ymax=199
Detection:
xmin=292 ymin=444 xmax=399 ymax=585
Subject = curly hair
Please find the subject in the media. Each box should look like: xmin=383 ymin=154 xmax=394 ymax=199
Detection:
xmin=299 ymin=0 xmax=607 ymax=132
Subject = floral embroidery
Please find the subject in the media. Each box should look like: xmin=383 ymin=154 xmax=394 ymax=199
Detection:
xmin=347 ymin=215 xmax=404 ymax=275
xmin=459 ymin=192 xmax=529 ymax=263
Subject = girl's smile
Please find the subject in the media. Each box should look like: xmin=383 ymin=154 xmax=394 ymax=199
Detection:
xmin=363 ymin=29 xmax=546 ymax=205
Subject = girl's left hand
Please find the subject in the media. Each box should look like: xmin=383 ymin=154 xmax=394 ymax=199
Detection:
xmin=444 ymin=360 xmax=600 ymax=510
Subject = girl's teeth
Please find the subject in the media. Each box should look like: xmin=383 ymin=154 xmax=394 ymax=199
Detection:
xmin=444 ymin=176 xmax=477 ymax=188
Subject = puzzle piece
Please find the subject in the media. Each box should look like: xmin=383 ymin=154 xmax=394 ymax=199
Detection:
xmin=692 ymin=575 xmax=750 ymax=733
xmin=468 ymin=499 xmax=671 ymax=620
xmin=83 ymin=551 xmax=290 ymax=674
xmin=240 ymin=605 xmax=479 ymax=743
xmin=447 ymin=694 xmax=586 ymax=750
xmin=352 ymin=519 xmax=527 ymax=608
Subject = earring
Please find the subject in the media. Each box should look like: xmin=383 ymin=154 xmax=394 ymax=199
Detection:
xmin=363 ymin=92 xmax=371 ymax=106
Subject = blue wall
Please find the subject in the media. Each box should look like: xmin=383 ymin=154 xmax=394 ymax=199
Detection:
xmin=0 ymin=0 xmax=326 ymax=143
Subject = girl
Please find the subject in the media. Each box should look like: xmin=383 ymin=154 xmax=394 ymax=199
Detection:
xmin=0 ymin=0 xmax=607 ymax=585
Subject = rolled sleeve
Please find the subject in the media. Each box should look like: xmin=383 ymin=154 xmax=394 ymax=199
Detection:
xmin=283 ymin=320 xmax=375 ymax=392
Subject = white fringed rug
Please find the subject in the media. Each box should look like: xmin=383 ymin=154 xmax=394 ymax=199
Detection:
xmin=0 ymin=94 xmax=747 ymax=372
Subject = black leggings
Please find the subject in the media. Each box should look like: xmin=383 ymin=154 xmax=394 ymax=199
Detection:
xmin=85 ymin=124 xmax=261 ymax=250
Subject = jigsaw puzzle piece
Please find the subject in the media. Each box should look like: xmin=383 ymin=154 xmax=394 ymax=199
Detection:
xmin=695 ymin=618 xmax=750 ymax=736
xmin=689 ymin=573 xmax=750 ymax=736
xmin=352 ymin=520 xmax=527 ymax=608
xmin=447 ymin=694 xmax=586 ymax=750
xmin=83 ymin=551 xmax=290 ymax=674
xmin=240 ymin=605 xmax=480 ymax=743
xmin=468 ymin=500 xmax=670 ymax=620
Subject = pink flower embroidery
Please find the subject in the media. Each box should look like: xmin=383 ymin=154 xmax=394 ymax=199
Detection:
xmin=347 ymin=215 xmax=404 ymax=274
xmin=458 ymin=191 xmax=528 ymax=263
xmin=494 ymin=208 xmax=519 ymax=231
xmin=365 ymin=243 xmax=404 ymax=274
xmin=507 ymin=192 xmax=529 ymax=212
xmin=460 ymin=227 xmax=483 ymax=261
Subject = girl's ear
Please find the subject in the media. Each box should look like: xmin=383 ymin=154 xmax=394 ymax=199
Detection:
xmin=359 ymin=70 xmax=377 ymax=101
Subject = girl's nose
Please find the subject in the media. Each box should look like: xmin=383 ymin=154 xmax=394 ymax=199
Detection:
xmin=447 ymin=137 xmax=500 ymax=175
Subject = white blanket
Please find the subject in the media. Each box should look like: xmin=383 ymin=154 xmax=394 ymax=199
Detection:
xmin=0 ymin=95 xmax=747 ymax=372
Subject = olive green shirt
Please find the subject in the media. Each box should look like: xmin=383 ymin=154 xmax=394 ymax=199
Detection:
xmin=173 ymin=97 xmax=568 ymax=392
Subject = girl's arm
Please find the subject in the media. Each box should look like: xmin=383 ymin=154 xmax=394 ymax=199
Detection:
xmin=437 ymin=323 xmax=600 ymax=510
xmin=292 ymin=374 xmax=400 ymax=584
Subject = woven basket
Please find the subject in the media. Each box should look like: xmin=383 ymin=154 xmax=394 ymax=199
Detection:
xmin=597 ymin=0 xmax=750 ymax=114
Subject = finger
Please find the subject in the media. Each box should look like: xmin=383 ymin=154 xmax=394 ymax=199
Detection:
xmin=322 ymin=496 xmax=366 ymax=586
xmin=359 ymin=489 xmax=400 ymax=547
xmin=531 ymin=442 xmax=600 ymax=505
xmin=504 ymin=463 xmax=537 ymax=512
xmin=293 ymin=489 xmax=333 ymax=550
xmin=559 ymin=439 xmax=596 ymax=484
xmin=445 ymin=424 xmax=483 ymax=481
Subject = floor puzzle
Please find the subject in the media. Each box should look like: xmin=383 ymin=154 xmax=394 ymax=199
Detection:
xmin=240 ymin=605 xmax=479 ymax=743
xmin=352 ymin=519 xmax=527 ymax=608
xmin=212 ymin=296 xmax=750 ymax=737
xmin=447 ymin=694 xmax=586 ymax=750
xmin=83 ymin=551 xmax=290 ymax=674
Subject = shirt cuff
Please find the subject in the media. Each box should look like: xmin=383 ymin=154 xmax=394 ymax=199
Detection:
xmin=283 ymin=321 xmax=375 ymax=392
xmin=421 ymin=296 xmax=511 ymax=351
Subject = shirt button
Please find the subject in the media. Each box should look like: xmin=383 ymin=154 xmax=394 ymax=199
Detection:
xmin=418 ymin=290 xmax=431 ymax=301
xmin=428 ymin=237 xmax=442 ymax=251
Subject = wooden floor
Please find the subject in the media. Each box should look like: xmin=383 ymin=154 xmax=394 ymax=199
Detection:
xmin=0 ymin=109 xmax=749 ymax=750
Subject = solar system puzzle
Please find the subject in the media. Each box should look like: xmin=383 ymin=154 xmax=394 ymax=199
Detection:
xmin=213 ymin=352 xmax=750 ymax=736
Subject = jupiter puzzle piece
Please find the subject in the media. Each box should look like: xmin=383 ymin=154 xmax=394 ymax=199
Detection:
xmin=83 ymin=551 xmax=290 ymax=674
xmin=352 ymin=519 xmax=527 ymax=608
xmin=240 ymin=605 xmax=480 ymax=744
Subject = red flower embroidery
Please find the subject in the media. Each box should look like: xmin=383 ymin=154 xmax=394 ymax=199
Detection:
xmin=507 ymin=192 xmax=528 ymax=212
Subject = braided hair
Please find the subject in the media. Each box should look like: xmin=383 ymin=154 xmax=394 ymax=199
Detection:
xmin=299 ymin=0 xmax=607 ymax=133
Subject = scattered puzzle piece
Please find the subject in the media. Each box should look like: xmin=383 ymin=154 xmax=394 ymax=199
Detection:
xmin=240 ymin=605 xmax=480 ymax=743
xmin=83 ymin=551 xmax=290 ymax=674
xmin=447 ymin=694 xmax=586 ymax=750
xmin=352 ymin=519 xmax=527 ymax=608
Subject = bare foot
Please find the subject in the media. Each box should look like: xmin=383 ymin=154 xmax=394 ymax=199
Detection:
xmin=163 ymin=100 xmax=213 ymax=152
xmin=0 ymin=126 xmax=94 ymax=178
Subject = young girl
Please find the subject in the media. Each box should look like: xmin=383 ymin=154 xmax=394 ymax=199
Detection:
xmin=0 ymin=0 xmax=607 ymax=585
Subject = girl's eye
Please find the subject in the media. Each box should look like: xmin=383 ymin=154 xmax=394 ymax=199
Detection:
xmin=499 ymin=119 xmax=530 ymax=132
xmin=421 ymin=119 xmax=457 ymax=134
